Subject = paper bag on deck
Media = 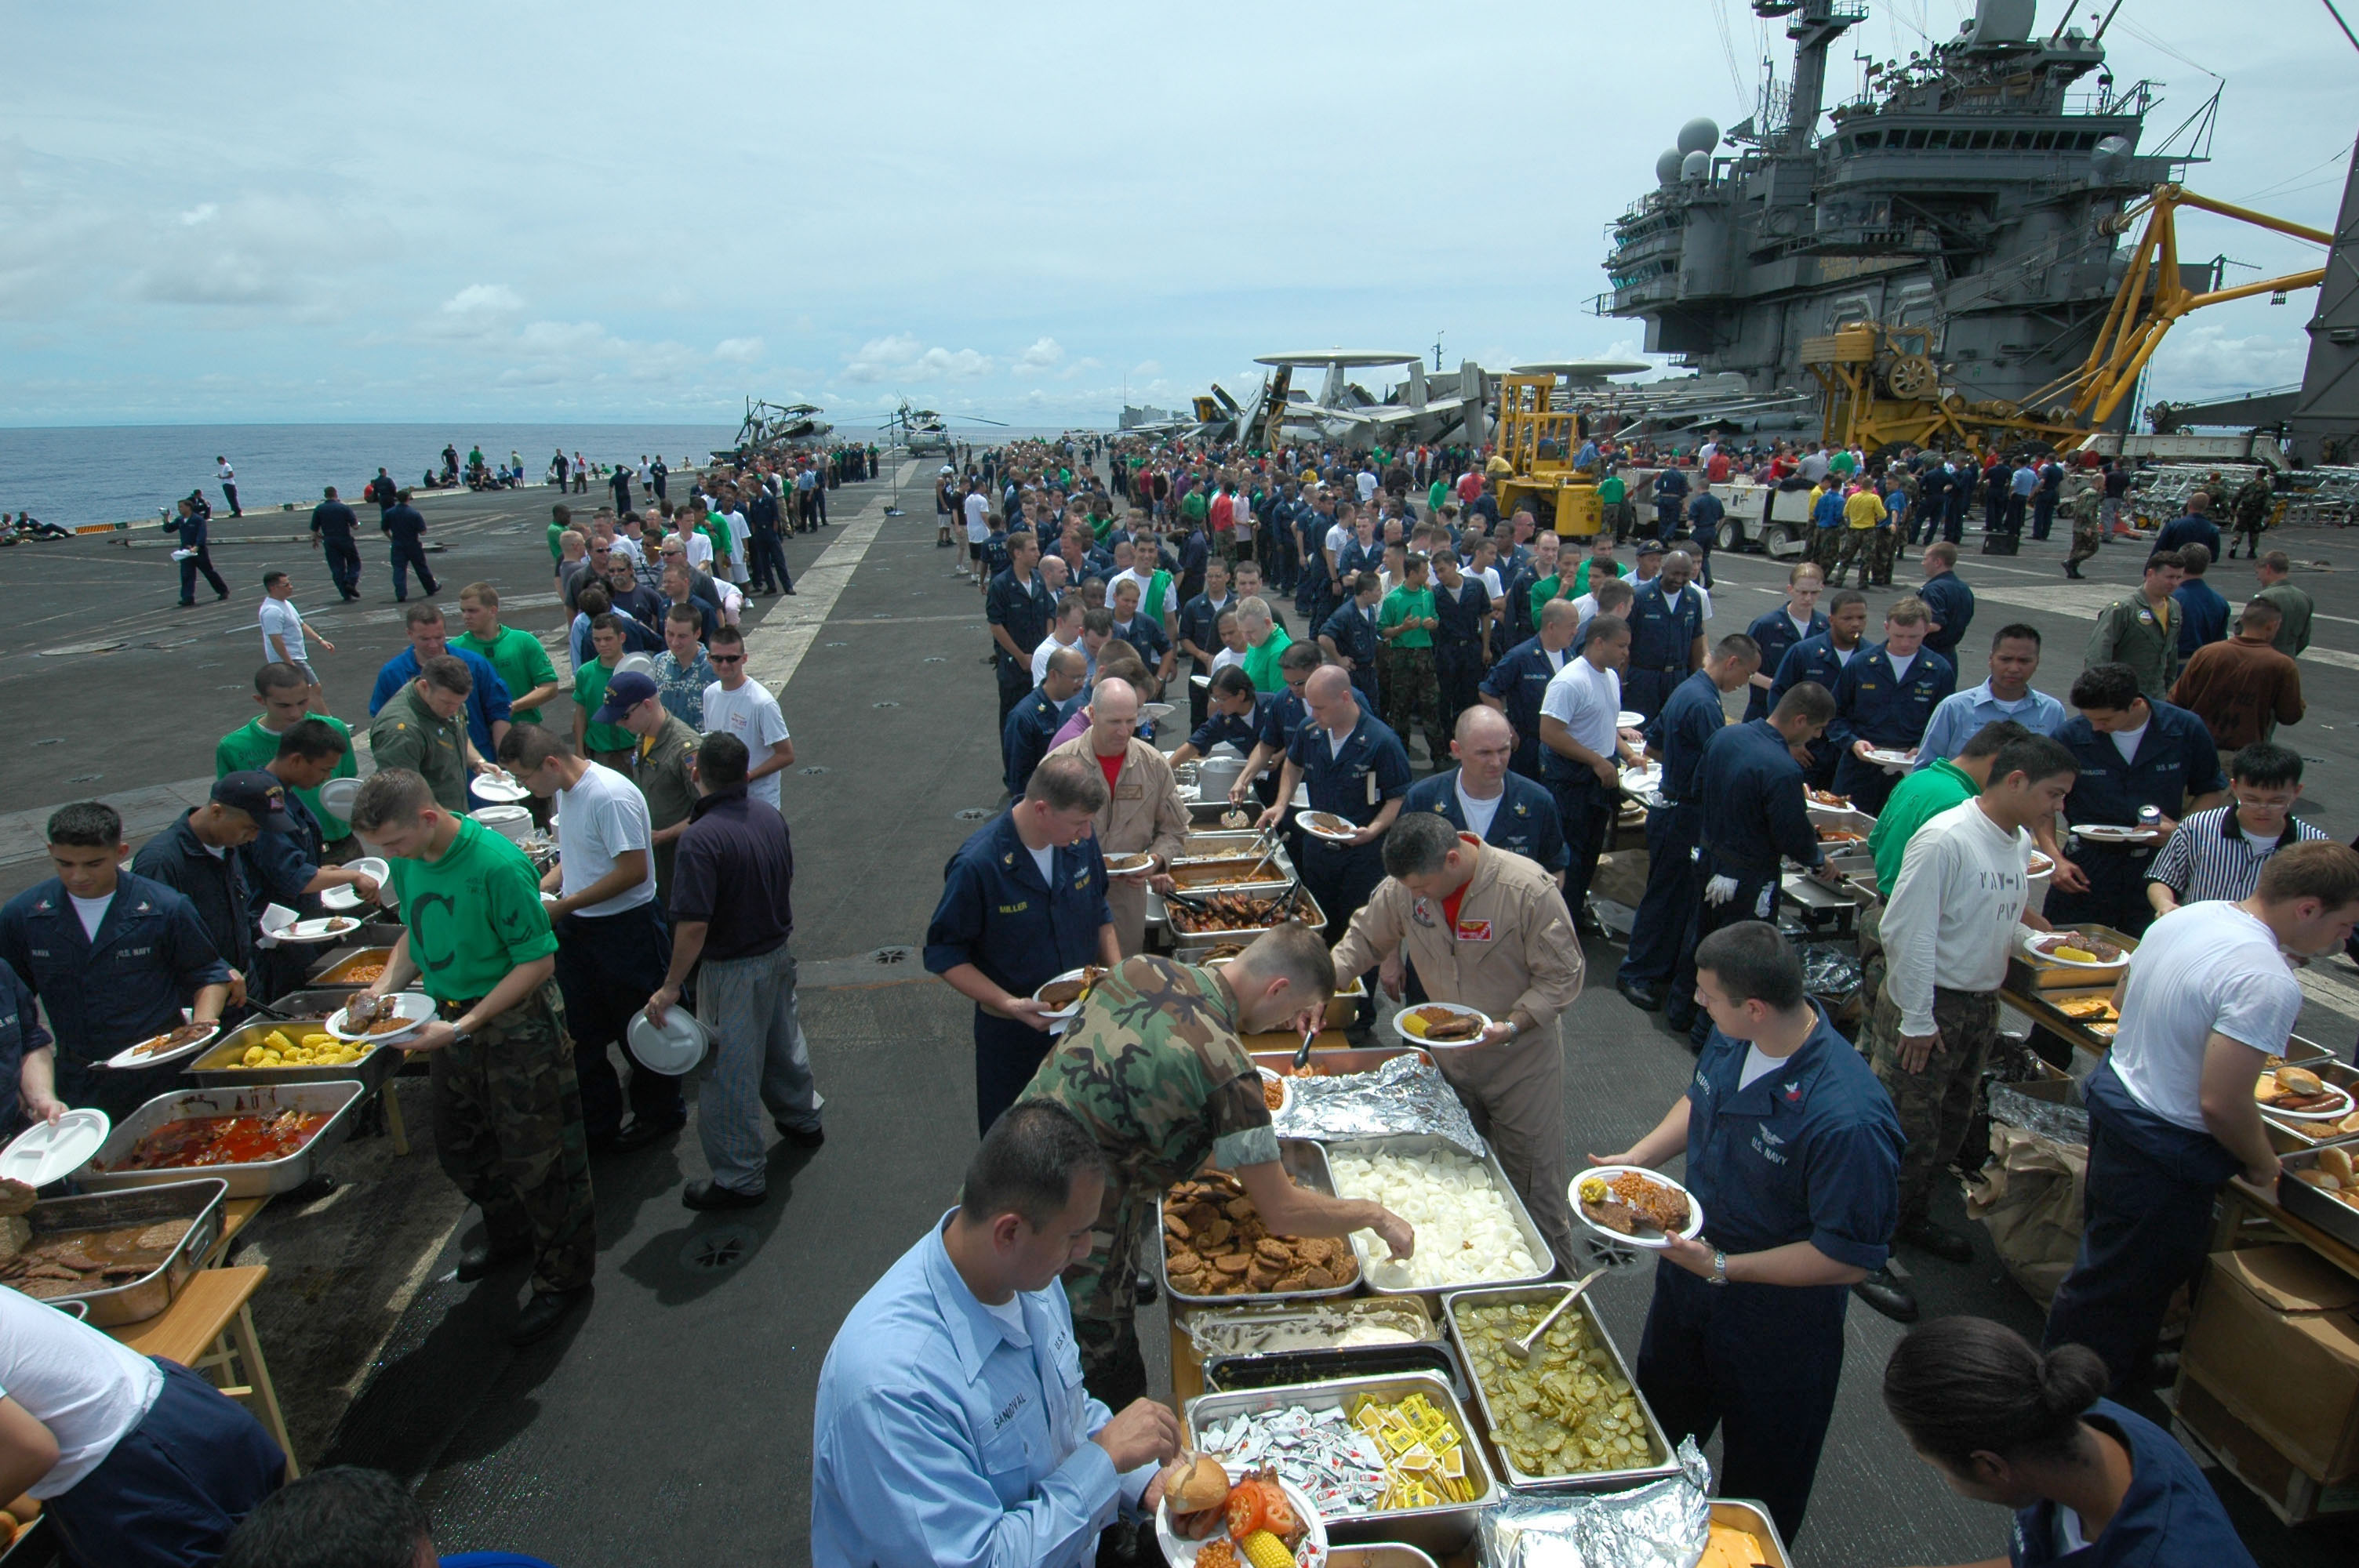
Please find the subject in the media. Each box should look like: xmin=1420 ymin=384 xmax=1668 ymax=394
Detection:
xmin=1965 ymin=1120 xmax=2087 ymax=1307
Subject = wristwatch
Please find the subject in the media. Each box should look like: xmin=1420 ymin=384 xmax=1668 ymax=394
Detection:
xmin=1707 ymin=1249 xmax=1728 ymax=1287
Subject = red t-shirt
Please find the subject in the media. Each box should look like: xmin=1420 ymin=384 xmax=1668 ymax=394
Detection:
xmin=1096 ymin=750 xmax=1125 ymax=790
xmin=1441 ymin=885 xmax=1467 ymax=934
xmin=1210 ymin=494 xmax=1234 ymax=533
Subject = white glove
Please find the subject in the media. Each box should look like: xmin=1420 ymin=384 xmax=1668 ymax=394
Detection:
xmin=1704 ymin=875 xmax=1739 ymax=908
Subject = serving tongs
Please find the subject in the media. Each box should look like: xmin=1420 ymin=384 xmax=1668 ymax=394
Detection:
xmin=1233 ymin=823 xmax=1283 ymax=885
xmin=1161 ymin=887 xmax=1217 ymax=918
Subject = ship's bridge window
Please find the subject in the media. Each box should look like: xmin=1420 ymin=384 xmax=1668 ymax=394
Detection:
xmin=2034 ymin=131 xmax=2057 ymax=150
xmin=2012 ymin=131 xmax=2035 ymax=149
xmin=2075 ymin=132 xmax=2099 ymax=150
xmin=1923 ymin=129 xmax=1948 ymax=148
xmin=1856 ymin=130 xmax=1881 ymax=148
xmin=1906 ymin=129 xmax=1929 ymax=148
xmin=1968 ymin=130 xmax=1992 ymax=149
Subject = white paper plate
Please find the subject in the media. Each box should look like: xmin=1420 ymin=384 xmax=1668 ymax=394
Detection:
xmin=321 ymin=857 xmax=394 ymax=912
xmin=1619 ymin=764 xmax=1663 ymax=793
xmin=471 ymin=774 xmax=532 ymax=804
xmin=1140 ymin=702 xmax=1176 ymax=723
xmin=1573 ymin=1166 xmax=1706 ymax=1250
xmin=1391 ymin=1001 xmax=1492 ymax=1047
xmin=2074 ymin=822 xmax=2157 ymax=844
xmin=1155 ymin=1470 xmax=1326 ymax=1568
xmin=1104 ymin=853 xmax=1156 ymax=879
xmin=2263 ymin=1081 xmax=2357 ymax=1122
xmin=2021 ymin=931 xmax=2129 ymax=969
xmin=1257 ymin=1066 xmax=1294 ymax=1116
xmin=1297 ymin=811 xmax=1361 ymax=843
xmin=627 ymin=1007 xmax=710 ymax=1074
xmin=0 ymin=1110 xmax=111 ymax=1188
xmin=274 ymin=915 xmax=367 ymax=944
xmin=1031 ymin=967 xmax=1100 ymax=1022
xmin=328 ymin=992 xmax=437 ymax=1043
xmin=1617 ymin=710 xmax=1645 ymax=729
xmin=1861 ymin=746 xmax=1918 ymax=770
xmin=319 ymin=776 xmax=362 ymax=816
xmin=100 ymin=1022 xmax=220 ymax=1070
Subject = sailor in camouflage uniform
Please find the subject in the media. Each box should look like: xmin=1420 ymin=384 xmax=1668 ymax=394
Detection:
xmin=1018 ymin=925 xmax=1415 ymax=1407
xmin=2063 ymin=460 xmax=2104 ymax=580
xmin=2227 ymin=471 xmax=2274 ymax=561
xmin=348 ymin=767 xmax=596 ymax=1346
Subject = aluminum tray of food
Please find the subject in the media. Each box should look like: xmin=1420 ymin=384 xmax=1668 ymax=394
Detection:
xmin=1183 ymin=1298 xmax=1441 ymax=1362
xmin=1183 ymin=829 xmax=1274 ymax=856
xmin=1443 ymin=1283 xmax=1680 ymax=1492
xmin=2277 ymin=1145 xmax=2359 ymax=1252
xmin=255 ymin=988 xmax=375 ymax=1022
xmin=1168 ymin=852 xmax=1296 ymax=888
xmin=1709 ymin=1501 xmax=1792 ymax=1568
xmin=1160 ymin=1141 xmax=1361 ymax=1308
xmin=1165 ymin=887 xmax=1327 ymax=953
xmin=2257 ymin=1058 xmax=2359 ymax=1145
xmin=1321 ymin=1134 xmax=1555 ymax=1302
xmin=2007 ymin=924 xmax=2137 ymax=991
xmin=1326 ymin=1548 xmax=1441 ymax=1568
xmin=1249 ymin=1046 xmax=1431 ymax=1082
xmin=4 ymin=1177 xmax=227 ymax=1327
xmin=184 ymin=1015 xmax=405 ymax=1092
xmin=1184 ymin=1370 xmax=1499 ymax=1554
xmin=1204 ymin=1339 xmax=1470 ymax=1405
xmin=74 ymin=1080 xmax=366 ymax=1198
xmin=306 ymin=947 xmax=397 ymax=987
xmin=2031 ymin=987 xmax=2122 ymax=1047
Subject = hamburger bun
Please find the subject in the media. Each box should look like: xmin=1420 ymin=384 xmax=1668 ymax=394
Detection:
xmin=1165 ymin=1453 xmax=1231 ymax=1515
xmin=2277 ymin=1066 xmax=2326 ymax=1098
xmin=2320 ymin=1146 xmax=2355 ymax=1187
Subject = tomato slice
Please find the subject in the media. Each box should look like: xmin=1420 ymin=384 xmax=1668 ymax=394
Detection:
xmin=1223 ymin=1483 xmax=1266 ymax=1541
xmin=1257 ymin=1483 xmax=1298 ymax=1537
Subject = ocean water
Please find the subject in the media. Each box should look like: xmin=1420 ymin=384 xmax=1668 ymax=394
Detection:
xmin=0 ymin=421 xmax=1112 ymax=532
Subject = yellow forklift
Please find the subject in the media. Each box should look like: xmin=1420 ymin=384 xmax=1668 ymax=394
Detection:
xmin=1490 ymin=374 xmax=1605 ymax=538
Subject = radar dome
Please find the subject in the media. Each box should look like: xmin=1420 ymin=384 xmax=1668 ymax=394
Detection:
xmin=1656 ymin=148 xmax=1685 ymax=187
xmin=1680 ymin=150 xmax=1711 ymax=181
xmin=1677 ymin=118 xmax=1721 ymax=156
xmin=2092 ymin=135 xmax=2132 ymax=181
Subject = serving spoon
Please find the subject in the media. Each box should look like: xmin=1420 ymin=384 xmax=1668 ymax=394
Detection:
xmin=1504 ymin=1267 xmax=1608 ymax=1363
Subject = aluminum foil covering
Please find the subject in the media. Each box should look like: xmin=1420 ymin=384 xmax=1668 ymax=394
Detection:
xmin=1270 ymin=1051 xmax=1488 ymax=1157
xmin=1797 ymin=943 xmax=1863 ymax=1004
xmin=1476 ymin=1439 xmax=1711 ymax=1568
xmin=1988 ymin=1080 xmax=2089 ymax=1148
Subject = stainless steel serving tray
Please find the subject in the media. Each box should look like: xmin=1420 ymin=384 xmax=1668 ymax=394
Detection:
xmin=1321 ymin=1134 xmax=1558 ymax=1303
xmin=1442 ymin=1282 xmax=1681 ymax=1492
xmin=1164 ymin=886 xmax=1328 ymax=953
xmin=1711 ymin=1501 xmax=1792 ymax=1568
xmin=2277 ymin=1149 xmax=2359 ymax=1251
xmin=1160 ymin=1140 xmax=1359 ymax=1309
xmin=15 ymin=1178 xmax=227 ymax=1327
xmin=75 ymin=1081 xmax=366 ymax=1198
xmin=256 ymin=988 xmax=370 ymax=1021
xmin=1203 ymin=1338 xmax=1470 ymax=1406
xmin=306 ymin=946 xmax=398 ymax=986
xmin=1184 ymin=1370 xmax=1499 ymax=1555
xmin=2259 ymin=1058 xmax=2359 ymax=1149
xmin=184 ymin=1015 xmax=405 ymax=1093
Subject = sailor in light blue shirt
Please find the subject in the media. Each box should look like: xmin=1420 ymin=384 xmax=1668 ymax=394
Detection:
xmin=1913 ymin=627 xmax=2067 ymax=769
xmin=812 ymin=1104 xmax=1179 ymax=1568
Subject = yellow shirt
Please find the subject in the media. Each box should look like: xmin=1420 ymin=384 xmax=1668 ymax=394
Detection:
xmin=1844 ymin=490 xmax=1888 ymax=530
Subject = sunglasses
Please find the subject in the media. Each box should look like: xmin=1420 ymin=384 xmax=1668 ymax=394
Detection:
xmin=710 ymin=653 xmax=744 ymax=664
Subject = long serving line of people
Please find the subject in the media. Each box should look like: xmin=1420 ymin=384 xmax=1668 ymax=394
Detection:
xmin=0 ymin=437 xmax=2335 ymax=1568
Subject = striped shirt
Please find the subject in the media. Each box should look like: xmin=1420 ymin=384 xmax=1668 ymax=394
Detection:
xmin=2145 ymin=805 xmax=2327 ymax=905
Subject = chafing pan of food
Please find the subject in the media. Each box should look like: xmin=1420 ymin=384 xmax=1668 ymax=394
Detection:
xmin=1160 ymin=1140 xmax=1359 ymax=1308
xmin=10 ymin=1178 xmax=227 ymax=1327
xmin=1443 ymin=1282 xmax=1681 ymax=1492
xmin=75 ymin=1081 xmax=365 ymax=1198
xmin=185 ymin=1015 xmax=405 ymax=1092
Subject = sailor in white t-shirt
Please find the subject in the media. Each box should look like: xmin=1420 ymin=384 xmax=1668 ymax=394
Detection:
xmin=0 ymin=1285 xmax=285 ymax=1561
xmin=2045 ymin=841 xmax=2359 ymax=1389
xmin=501 ymin=719 xmax=682 ymax=1143
xmin=256 ymin=571 xmax=332 ymax=698
xmin=700 ymin=636 xmax=794 ymax=811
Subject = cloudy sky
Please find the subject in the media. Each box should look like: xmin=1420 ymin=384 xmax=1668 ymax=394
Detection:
xmin=2 ymin=0 xmax=2350 ymax=431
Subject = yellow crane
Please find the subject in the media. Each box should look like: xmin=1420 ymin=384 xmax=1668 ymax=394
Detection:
xmin=1805 ymin=183 xmax=2330 ymax=456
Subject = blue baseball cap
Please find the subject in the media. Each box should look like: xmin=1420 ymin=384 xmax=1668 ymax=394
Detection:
xmin=592 ymin=670 xmax=660 ymax=724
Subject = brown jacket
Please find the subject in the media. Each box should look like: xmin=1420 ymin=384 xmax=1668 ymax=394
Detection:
xmin=1330 ymin=836 xmax=1585 ymax=1033
xmin=2170 ymin=633 xmax=2305 ymax=750
xmin=1043 ymin=731 xmax=1189 ymax=954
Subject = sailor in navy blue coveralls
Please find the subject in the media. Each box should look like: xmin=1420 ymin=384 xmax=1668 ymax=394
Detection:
xmin=924 ymin=785 xmax=1117 ymax=1135
xmin=1621 ymin=569 xmax=1706 ymax=723
xmin=1609 ymin=968 xmax=1901 ymax=1544
xmin=1619 ymin=653 xmax=1754 ymax=1003
xmin=1828 ymin=617 xmax=1955 ymax=815
xmin=1257 ymin=668 xmax=1412 ymax=949
xmin=1479 ymin=619 xmax=1577 ymax=783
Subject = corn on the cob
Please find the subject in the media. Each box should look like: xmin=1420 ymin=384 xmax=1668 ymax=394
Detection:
xmin=1239 ymin=1528 xmax=1293 ymax=1568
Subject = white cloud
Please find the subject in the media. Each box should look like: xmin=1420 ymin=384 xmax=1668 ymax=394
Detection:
xmin=178 ymin=203 xmax=217 ymax=227
xmin=842 ymin=332 xmax=993 ymax=383
xmin=1012 ymin=336 xmax=1065 ymax=376
xmin=713 ymin=335 xmax=764 ymax=363
xmin=442 ymin=283 xmax=522 ymax=317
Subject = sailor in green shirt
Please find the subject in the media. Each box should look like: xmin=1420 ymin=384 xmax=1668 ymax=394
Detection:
xmin=369 ymin=656 xmax=491 ymax=811
xmin=347 ymin=766 xmax=594 ymax=1345
xmin=1238 ymin=597 xmax=1293 ymax=693
xmin=572 ymin=616 xmax=635 ymax=764
xmin=1569 ymin=539 xmax=1631 ymax=597
xmin=456 ymin=583 xmax=562 ymax=726
xmin=1378 ymin=554 xmax=1445 ymax=754
xmin=545 ymin=504 xmax=572 ymax=572
xmin=218 ymin=662 xmax=358 ymax=847
xmin=1598 ymin=470 xmax=1632 ymax=543
xmin=1866 ymin=719 xmax=2026 ymax=896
